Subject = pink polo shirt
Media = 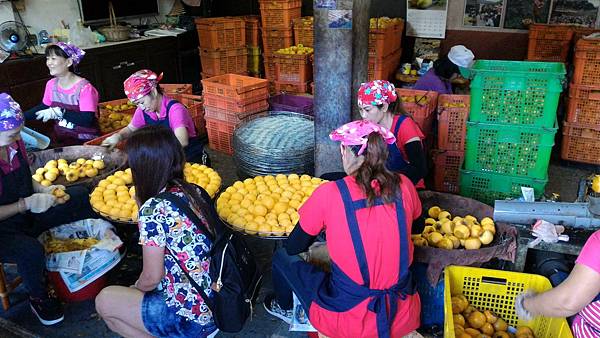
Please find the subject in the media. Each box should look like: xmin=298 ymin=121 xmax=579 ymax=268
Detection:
xmin=298 ymin=175 xmax=422 ymax=338
xmin=576 ymin=230 xmax=600 ymax=275
xmin=392 ymin=115 xmax=426 ymax=189
xmin=42 ymin=78 xmax=99 ymax=112
xmin=131 ymin=95 xmax=197 ymax=137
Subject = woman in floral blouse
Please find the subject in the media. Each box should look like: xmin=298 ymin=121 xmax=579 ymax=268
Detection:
xmin=95 ymin=125 xmax=218 ymax=338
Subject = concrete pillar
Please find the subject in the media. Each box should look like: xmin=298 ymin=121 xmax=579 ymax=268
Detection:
xmin=313 ymin=0 xmax=371 ymax=176
xmin=351 ymin=0 xmax=371 ymax=120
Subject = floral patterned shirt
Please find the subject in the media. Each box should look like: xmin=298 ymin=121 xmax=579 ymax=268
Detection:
xmin=138 ymin=186 xmax=214 ymax=326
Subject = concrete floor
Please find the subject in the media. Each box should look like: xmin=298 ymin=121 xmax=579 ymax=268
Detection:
xmin=0 ymin=149 xmax=596 ymax=338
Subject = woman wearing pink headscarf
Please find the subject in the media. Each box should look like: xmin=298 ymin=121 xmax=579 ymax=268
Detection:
xmin=0 ymin=93 xmax=96 ymax=326
xmin=25 ymin=42 xmax=100 ymax=146
xmin=265 ymin=120 xmax=421 ymax=338
xmin=101 ymin=69 xmax=209 ymax=165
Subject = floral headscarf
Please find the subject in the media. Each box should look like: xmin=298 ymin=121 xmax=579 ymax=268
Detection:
xmin=123 ymin=69 xmax=163 ymax=101
xmin=357 ymin=80 xmax=398 ymax=107
xmin=329 ymin=119 xmax=396 ymax=156
xmin=0 ymin=93 xmax=24 ymax=131
xmin=55 ymin=42 xmax=86 ymax=66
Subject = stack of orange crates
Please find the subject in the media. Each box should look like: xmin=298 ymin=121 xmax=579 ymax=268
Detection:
xmin=432 ymin=95 xmax=470 ymax=194
xmin=259 ymin=0 xmax=302 ymax=93
xmin=195 ymin=17 xmax=248 ymax=79
xmin=368 ymin=18 xmax=404 ymax=81
xmin=526 ymin=24 xmax=573 ymax=62
xmin=293 ymin=16 xmax=313 ymax=48
xmin=242 ymin=16 xmax=262 ymax=77
xmin=272 ymin=48 xmax=313 ymax=94
xmin=562 ymin=37 xmax=600 ymax=164
xmin=201 ymin=74 xmax=269 ymax=155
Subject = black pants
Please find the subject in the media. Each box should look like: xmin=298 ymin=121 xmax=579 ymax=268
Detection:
xmin=0 ymin=186 xmax=97 ymax=298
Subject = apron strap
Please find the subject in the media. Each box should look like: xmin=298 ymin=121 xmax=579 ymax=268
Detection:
xmin=335 ymin=179 xmax=371 ymax=287
xmin=393 ymin=115 xmax=405 ymax=137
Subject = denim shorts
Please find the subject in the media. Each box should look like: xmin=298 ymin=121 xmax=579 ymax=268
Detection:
xmin=141 ymin=290 xmax=218 ymax=338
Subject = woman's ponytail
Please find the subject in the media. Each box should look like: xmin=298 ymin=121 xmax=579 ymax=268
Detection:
xmin=354 ymin=133 xmax=401 ymax=206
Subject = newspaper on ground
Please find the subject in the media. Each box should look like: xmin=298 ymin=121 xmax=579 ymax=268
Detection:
xmin=38 ymin=218 xmax=123 ymax=292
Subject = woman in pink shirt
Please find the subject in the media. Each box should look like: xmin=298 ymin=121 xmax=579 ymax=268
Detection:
xmin=101 ymin=70 xmax=209 ymax=165
xmin=265 ymin=120 xmax=421 ymax=338
xmin=515 ymin=230 xmax=600 ymax=337
xmin=24 ymin=42 xmax=100 ymax=145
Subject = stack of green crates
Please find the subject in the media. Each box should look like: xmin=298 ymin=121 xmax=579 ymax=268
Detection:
xmin=460 ymin=60 xmax=565 ymax=205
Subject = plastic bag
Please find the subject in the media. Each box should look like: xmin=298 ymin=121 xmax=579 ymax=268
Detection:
xmin=289 ymin=292 xmax=317 ymax=332
xmin=69 ymin=20 xmax=96 ymax=47
xmin=528 ymin=219 xmax=570 ymax=248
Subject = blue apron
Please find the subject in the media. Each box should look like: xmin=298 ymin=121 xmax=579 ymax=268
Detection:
xmin=312 ymin=179 xmax=415 ymax=338
xmin=143 ymin=100 xmax=207 ymax=164
xmin=386 ymin=115 xmax=410 ymax=172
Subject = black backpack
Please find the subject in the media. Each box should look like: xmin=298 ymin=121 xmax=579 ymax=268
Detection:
xmin=158 ymin=189 xmax=263 ymax=333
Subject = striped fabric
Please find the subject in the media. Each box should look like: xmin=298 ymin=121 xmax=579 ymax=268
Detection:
xmin=573 ymin=301 xmax=600 ymax=338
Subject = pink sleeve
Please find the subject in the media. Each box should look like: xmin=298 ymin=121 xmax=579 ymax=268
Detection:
xmin=130 ymin=108 xmax=146 ymax=129
xmin=298 ymin=183 xmax=331 ymax=236
xmin=576 ymin=230 xmax=600 ymax=275
xmin=42 ymin=79 xmax=55 ymax=106
xmin=167 ymin=102 xmax=192 ymax=130
xmin=78 ymin=83 xmax=99 ymax=112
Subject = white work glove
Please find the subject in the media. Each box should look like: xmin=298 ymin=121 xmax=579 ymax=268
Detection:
xmin=24 ymin=193 xmax=56 ymax=213
xmin=515 ymin=291 xmax=536 ymax=322
xmin=57 ymin=118 xmax=75 ymax=129
xmin=101 ymin=133 xmax=121 ymax=149
xmin=35 ymin=107 xmax=63 ymax=122
xmin=528 ymin=219 xmax=570 ymax=248
xmin=33 ymin=182 xmax=65 ymax=194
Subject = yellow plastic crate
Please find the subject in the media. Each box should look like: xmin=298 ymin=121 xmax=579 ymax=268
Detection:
xmin=443 ymin=266 xmax=573 ymax=338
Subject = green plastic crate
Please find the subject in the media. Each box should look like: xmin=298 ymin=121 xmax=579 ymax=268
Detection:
xmin=469 ymin=60 xmax=565 ymax=127
xmin=464 ymin=121 xmax=557 ymax=179
xmin=459 ymin=169 xmax=547 ymax=205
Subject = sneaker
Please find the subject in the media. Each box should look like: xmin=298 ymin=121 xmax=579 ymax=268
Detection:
xmin=263 ymin=294 xmax=293 ymax=324
xmin=30 ymin=297 xmax=64 ymax=326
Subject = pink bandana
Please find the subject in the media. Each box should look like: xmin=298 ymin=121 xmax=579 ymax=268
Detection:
xmin=329 ymin=119 xmax=396 ymax=155
xmin=0 ymin=93 xmax=24 ymax=132
xmin=357 ymin=80 xmax=398 ymax=106
xmin=123 ymin=69 xmax=163 ymax=101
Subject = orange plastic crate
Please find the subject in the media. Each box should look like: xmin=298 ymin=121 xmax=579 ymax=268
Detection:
xmin=396 ymin=88 xmax=439 ymax=119
xmin=178 ymin=94 xmax=206 ymax=137
xmin=204 ymin=102 xmax=268 ymax=124
xmin=566 ymin=83 xmax=600 ymax=125
xmin=261 ymin=29 xmax=294 ymax=55
xmin=432 ymin=149 xmax=464 ymax=194
xmin=274 ymin=81 xmax=310 ymax=94
xmin=259 ymin=0 xmax=302 ymax=29
xmin=527 ymin=24 xmax=573 ymax=62
xmin=369 ymin=19 xmax=404 ymax=58
xmin=159 ymin=84 xmax=193 ymax=101
xmin=293 ymin=17 xmax=314 ymax=47
xmin=98 ymin=98 xmax=135 ymax=117
xmin=242 ymin=15 xmax=261 ymax=47
xmin=205 ymin=113 xmax=267 ymax=155
xmin=573 ymin=38 xmax=600 ymax=86
xmin=273 ymin=52 xmax=313 ymax=83
xmin=368 ymin=48 xmax=401 ymax=81
xmin=199 ymin=47 xmax=248 ymax=76
xmin=201 ymin=74 xmax=269 ymax=101
xmin=83 ymin=129 xmax=126 ymax=150
xmin=572 ymin=26 xmax=600 ymax=43
xmin=206 ymin=118 xmax=236 ymax=155
xmin=263 ymin=57 xmax=277 ymax=81
xmin=437 ymin=94 xmax=470 ymax=151
xmin=561 ymin=121 xmax=600 ymax=165
xmin=195 ymin=17 xmax=245 ymax=49
xmin=203 ymin=93 xmax=268 ymax=113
